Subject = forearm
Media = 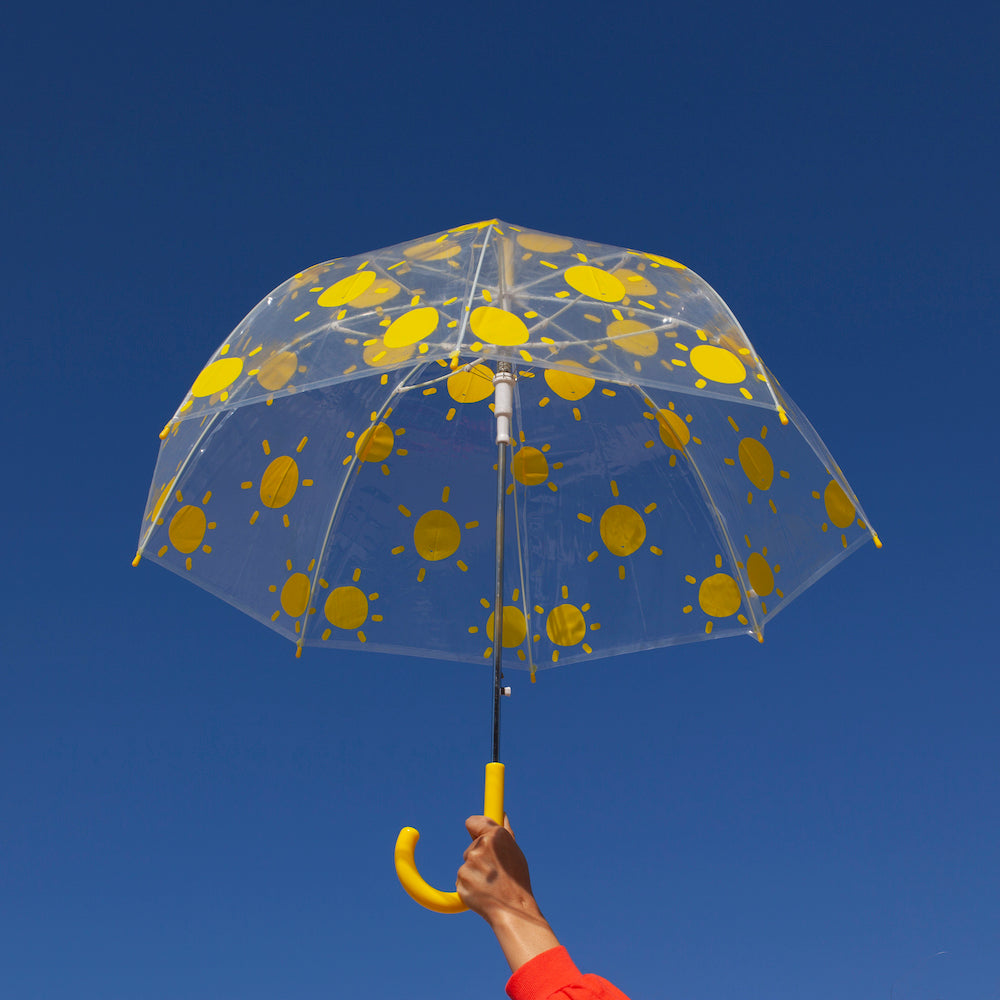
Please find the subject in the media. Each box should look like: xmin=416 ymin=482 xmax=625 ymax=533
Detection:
xmin=488 ymin=905 xmax=562 ymax=973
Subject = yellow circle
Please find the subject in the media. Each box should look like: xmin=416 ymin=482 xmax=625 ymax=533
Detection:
xmin=543 ymin=365 xmax=595 ymax=400
xmin=324 ymin=586 xmax=369 ymax=630
xmin=404 ymin=240 xmax=461 ymax=261
xmin=191 ymin=357 xmax=243 ymax=397
xmin=690 ymin=345 xmax=746 ymax=384
xmin=698 ymin=573 xmax=741 ymax=618
xmin=168 ymin=505 xmax=206 ymax=554
xmin=608 ymin=319 xmax=658 ymax=356
xmin=599 ymin=504 xmax=646 ymax=557
xmin=349 ymin=278 xmax=401 ymax=308
xmin=355 ymin=422 xmax=394 ymax=463
xmin=363 ymin=338 xmax=415 ymax=367
xmin=384 ymin=307 xmax=439 ymax=348
xmin=447 ymin=365 xmax=494 ymax=403
xmin=645 ymin=253 xmax=686 ymax=269
xmin=516 ymin=232 xmax=573 ymax=253
xmin=563 ymin=265 xmax=625 ymax=302
xmin=511 ymin=446 xmax=549 ymax=485
xmin=414 ymin=509 xmax=461 ymax=561
xmin=746 ymin=552 xmax=775 ymax=597
xmin=280 ymin=573 xmax=311 ymax=618
xmin=256 ymin=351 xmax=297 ymax=391
xmin=824 ymin=480 xmax=856 ymax=528
xmin=487 ymin=605 xmax=528 ymax=648
xmin=469 ymin=306 xmax=529 ymax=346
xmin=260 ymin=455 xmax=299 ymax=508
xmin=317 ymin=271 xmax=377 ymax=307
xmin=738 ymin=438 xmax=774 ymax=491
xmin=611 ymin=268 xmax=657 ymax=296
xmin=657 ymin=410 xmax=690 ymax=450
xmin=546 ymin=604 xmax=586 ymax=646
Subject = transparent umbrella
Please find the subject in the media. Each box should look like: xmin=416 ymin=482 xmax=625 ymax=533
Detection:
xmin=135 ymin=219 xmax=879 ymax=910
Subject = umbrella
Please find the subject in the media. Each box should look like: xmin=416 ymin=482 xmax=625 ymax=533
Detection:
xmin=134 ymin=219 xmax=879 ymax=912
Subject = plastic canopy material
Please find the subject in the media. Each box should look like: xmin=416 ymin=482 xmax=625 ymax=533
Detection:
xmin=135 ymin=219 xmax=878 ymax=677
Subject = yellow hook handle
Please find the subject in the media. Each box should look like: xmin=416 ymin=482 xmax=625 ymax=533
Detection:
xmin=394 ymin=761 xmax=505 ymax=913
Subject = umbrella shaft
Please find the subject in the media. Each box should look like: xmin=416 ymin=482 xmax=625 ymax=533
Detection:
xmin=491 ymin=437 xmax=508 ymax=764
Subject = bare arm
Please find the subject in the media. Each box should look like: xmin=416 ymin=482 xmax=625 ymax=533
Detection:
xmin=456 ymin=815 xmax=562 ymax=973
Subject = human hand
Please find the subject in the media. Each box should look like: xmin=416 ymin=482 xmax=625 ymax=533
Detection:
xmin=456 ymin=815 xmax=536 ymax=924
xmin=457 ymin=815 xmax=560 ymax=971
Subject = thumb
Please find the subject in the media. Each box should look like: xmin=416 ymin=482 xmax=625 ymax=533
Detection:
xmin=465 ymin=814 xmax=498 ymax=839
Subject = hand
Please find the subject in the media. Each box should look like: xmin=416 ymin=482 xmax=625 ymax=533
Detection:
xmin=457 ymin=815 xmax=560 ymax=971
xmin=456 ymin=814 xmax=535 ymax=923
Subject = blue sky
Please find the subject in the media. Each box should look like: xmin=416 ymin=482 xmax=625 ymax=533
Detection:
xmin=2 ymin=2 xmax=998 ymax=998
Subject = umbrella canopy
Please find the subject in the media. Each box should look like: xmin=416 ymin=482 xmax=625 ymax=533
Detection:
xmin=135 ymin=219 xmax=878 ymax=677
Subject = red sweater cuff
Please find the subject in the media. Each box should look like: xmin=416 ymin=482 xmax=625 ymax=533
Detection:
xmin=506 ymin=946 xmax=582 ymax=1000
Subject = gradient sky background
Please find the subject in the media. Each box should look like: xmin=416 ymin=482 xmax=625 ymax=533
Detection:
xmin=3 ymin=2 xmax=998 ymax=998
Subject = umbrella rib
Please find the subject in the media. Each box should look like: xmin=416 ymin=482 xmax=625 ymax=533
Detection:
xmin=294 ymin=361 xmax=430 ymax=651
xmin=509 ymin=371 xmax=536 ymax=680
xmin=450 ymin=220 xmax=498 ymax=361
xmin=638 ymin=382 xmax=765 ymax=641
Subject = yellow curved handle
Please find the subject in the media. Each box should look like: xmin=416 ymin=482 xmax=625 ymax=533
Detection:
xmin=394 ymin=762 xmax=505 ymax=914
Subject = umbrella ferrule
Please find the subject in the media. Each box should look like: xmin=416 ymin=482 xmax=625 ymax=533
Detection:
xmin=492 ymin=363 xmax=515 ymax=445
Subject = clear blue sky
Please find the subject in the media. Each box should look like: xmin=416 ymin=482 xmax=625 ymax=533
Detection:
xmin=2 ymin=2 xmax=997 ymax=998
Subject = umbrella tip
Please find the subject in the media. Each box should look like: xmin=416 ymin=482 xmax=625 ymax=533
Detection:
xmin=778 ymin=407 xmax=789 ymax=426
xmin=449 ymin=350 xmax=460 ymax=370
xmin=755 ymin=628 xmax=764 ymax=643
xmin=872 ymin=532 xmax=883 ymax=549
xmin=159 ymin=422 xmax=171 ymax=440
xmin=295 ymin=643 xmax=303 ymax=658
xmin=131 ymin=550 xmax=141 ymax=567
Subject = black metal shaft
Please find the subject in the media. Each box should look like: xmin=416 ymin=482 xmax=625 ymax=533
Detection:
xmin=491 ymin=438 xmax=508 ymax=764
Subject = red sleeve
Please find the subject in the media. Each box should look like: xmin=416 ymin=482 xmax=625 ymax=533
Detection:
xmin=505 ymin=945 xmax=632 ymax=1000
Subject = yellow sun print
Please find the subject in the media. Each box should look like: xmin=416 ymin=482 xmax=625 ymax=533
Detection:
xmin=268 ymin=558 xmax=317 ymax=634
xmin=724 ymin=417 xmax=789 ymax=511
xmin=577 ymin=480 xmax=662 ymax=580
xmin=447 ymin=364 xmax=494 ymax=405
xmin=539 ymin=584 xmax=600 ymax=663
xmin=683 ymin=554 xmax=748 ymax=634
xmin=739 ymin=536 xmax=783 ymax=617
xmin=645 ymin=400 xmax=702 ymax=466
xmin=254 ymin=348 xmax=304 ymax=392
xmin=242 ymin=437 xmax=315 ymax=527
xmin=813 ymin=477 xmax=860 ymax=548
xmin=508 ymin=435 xmax=562 ymax=494
xmin=470 ymin=591 xmax=529 ymax=662
xmin=543 ymin=363 xmax=595 ymax=402
xmin=341 ymin=408 xmax=408 ymax=477
xmin=392 ymin=485 xmax=479 ymax=581
xmin=156 ymin=489 xmax=216 ymax=571
xmin=318 ymin=568 xmax=383 ymax=644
